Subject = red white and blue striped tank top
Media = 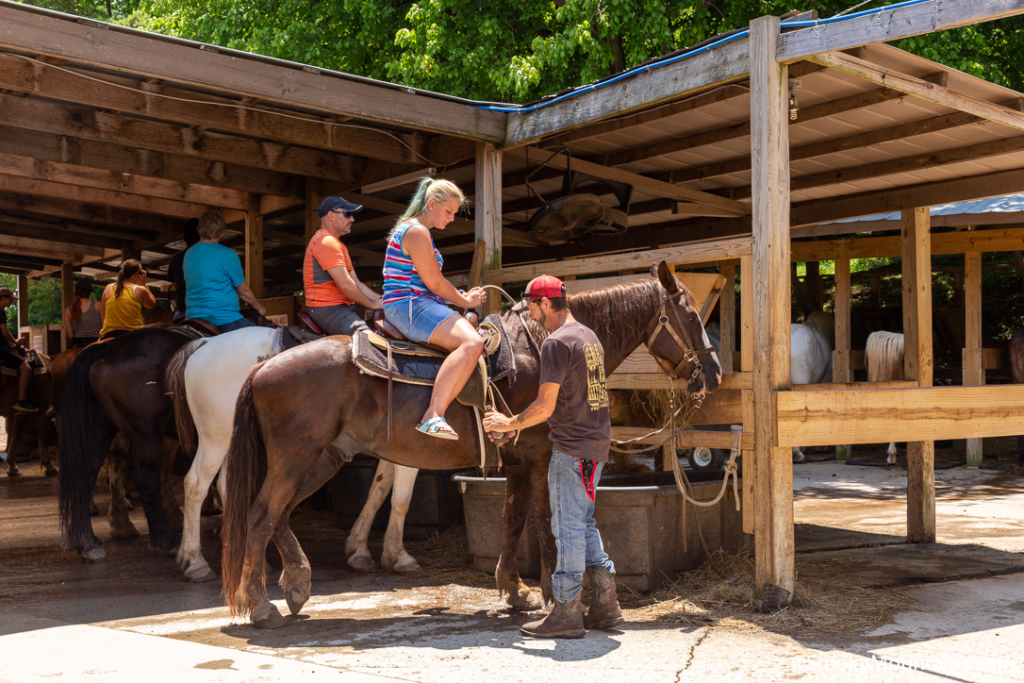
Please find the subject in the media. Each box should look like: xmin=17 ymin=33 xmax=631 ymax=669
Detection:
xmin=382 ymin=219 xmax=445 ymax=307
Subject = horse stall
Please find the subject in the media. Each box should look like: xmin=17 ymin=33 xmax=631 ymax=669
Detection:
xmin=3 ymin=0 xmax=1024 ymax=616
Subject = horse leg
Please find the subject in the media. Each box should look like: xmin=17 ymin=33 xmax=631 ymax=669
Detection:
xmin=1018 ymin=435 xmax=1024 ymax=465
xmin=273 ymin=448 xmax=347 ymax=616
xmin=380 ymin=465 xmax=421 ymax=573
xmin=130 ymin=432 xmax=180 ymax=554
xmin=36 ymin=412 xmax=56 ymax=477
xmin=345 ymin=459 xmax=393 ymax=572
xmin=887 ymin=442 xmax=897 ymax=466
xmin=496 ymin=462 xmax=543 ymax=611
xmin=6 ymin=414 xmax=21 ymax=477
xmin=161 ymin=438 xmax=183 ymax=532
xmin=530 ymin=455 xmax=556 ymax=606
xmin=177 ymin=440 xmax=223 ymax=582
xmin=107 ymin=435 xmax=140 ymax=540
xmin=792 ymin=446 xmax=805 ymax=463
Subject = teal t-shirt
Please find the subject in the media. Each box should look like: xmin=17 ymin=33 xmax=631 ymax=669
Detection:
xmin=183 ymin=242 xmax=245 ymax=326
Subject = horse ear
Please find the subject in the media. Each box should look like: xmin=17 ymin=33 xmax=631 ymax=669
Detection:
xmin=655 ymin=261 xmax=678 ymax=293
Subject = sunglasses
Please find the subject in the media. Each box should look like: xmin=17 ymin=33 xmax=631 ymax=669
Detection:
xmin=333 ymin=209 xmax=354 ymax=219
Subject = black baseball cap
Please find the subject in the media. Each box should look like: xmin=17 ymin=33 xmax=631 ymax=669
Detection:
xmin=317 ymin=196 xmax=363 ymax=218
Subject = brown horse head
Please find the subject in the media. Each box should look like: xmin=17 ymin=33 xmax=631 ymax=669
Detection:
xmin=647 ymin=261 xmax=722 ymax=395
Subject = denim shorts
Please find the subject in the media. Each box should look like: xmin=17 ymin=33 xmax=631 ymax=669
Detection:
xmin=384 ymin=297 xmax=456 ymax=344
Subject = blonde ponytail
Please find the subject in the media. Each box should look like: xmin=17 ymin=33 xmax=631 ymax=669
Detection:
xmin=390 ymin=177 xmax=466 ymax=237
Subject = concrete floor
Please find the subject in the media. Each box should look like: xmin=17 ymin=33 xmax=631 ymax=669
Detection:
xmin=2 ymin=445 xmax=1024 ymax=683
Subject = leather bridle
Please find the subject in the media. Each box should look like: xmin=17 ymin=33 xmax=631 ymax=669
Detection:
xmin=644 ymin=288 xmax=716 ymax=402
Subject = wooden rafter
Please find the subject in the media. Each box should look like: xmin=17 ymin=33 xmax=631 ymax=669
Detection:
xmin=0 ymin=192 xmax=183 ymax=233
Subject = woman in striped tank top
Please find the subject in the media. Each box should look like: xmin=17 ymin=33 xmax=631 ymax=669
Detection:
xmin=382 ymin=178 xmax=486 ymax=441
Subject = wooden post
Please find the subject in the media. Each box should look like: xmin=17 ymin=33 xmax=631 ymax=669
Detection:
xmin=475 ymin=141 xmax=502 ymax=315
xmin=902 ymin=206 xmax=935 ymax=543
xmin=720 ymin=263 xmax=736 ymax=374
xmin=963 ymin=250 xmax=983 ymax=467
xmin=740 ymin=253 xmax=754 ymax=535
xmin=305 ymin=177 xmax=323 ymax=247
xmin=60 ymin=262 xmax=73 ymax=352
xmin=16 ymin=274 xmax=29 ymax=338
xmin=121 ymin=240 xmax=141 ymax=263
xmin=245 ymin=206 xmax=264 ymax=300
xmin=833 ymin=257 xmax=851 ymax=461
xmin=750 ymin=15 xmax=794 ymax=608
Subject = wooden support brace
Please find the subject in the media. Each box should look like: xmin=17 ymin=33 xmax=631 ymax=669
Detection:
xmin=964 ymin=250 xmax=983 ymax=467
xmin=245 ymin=207 xmax=264 ymax=299
xmin=475 ymin=142 xmax=502 ymax=315
xmin=833 ymin=257 xmax=851 ymax=461
xmin=60 ymin=261 xmax=73 ymax=352
xmin=719 ymin=264 xmax=736 ymax=374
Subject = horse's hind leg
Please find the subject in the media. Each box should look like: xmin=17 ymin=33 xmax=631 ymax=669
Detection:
xmin=107 ymin=434 xmax=140 ymax=540
xmin=130 ymin=431 xmax=180 ymax=554
xmin=530 ymin=456 xmax=556 ymax=606
xmin=346 ymin=458 xmax=394 ymax=572
xmin=6 ymin=414 xmax=21 ymax=477
xmin=497 ymin=462 xmax=543 ymax=611
xmin=381 ymin=465 xmax=421 ymax=573
xmin=274 ymin=447 xmax=348 ymax=616
xmin=36 ymin=412 xmax=56 ymax=477
xmin=161 ymin=438 xmax=183 ymax=532
xmin=177 ymin=440 xmax=224 ymax=583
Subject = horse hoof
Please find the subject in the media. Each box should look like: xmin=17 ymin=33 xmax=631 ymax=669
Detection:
xmin=185 ymin=565 xmax=217 ymax=583
xmin=90 ymin=501 xmax=100 ymax=517
xmin=285 ymin=587 xmax=309 ymax=615
xmin=44 ymin=467 xmax=57 ymax=478
xmin=110 ymin=525 xmax=141 ymax=541
xmin=392 ymin=558 xmax=422 ymax=574
xmin=507 ymin=589 xmax=544 ymax=612
xmin=793 ymin=453 xmax=805 ymax=463
xmin=7 ymin=467 xmax=20 ymax=478
xmin=347 ymin=555 xmax=377 ymax=573
xmin=251 ymin=603 xmax=288 ymax=629
xmin=81 ymin=547 xmax=106 ymax=563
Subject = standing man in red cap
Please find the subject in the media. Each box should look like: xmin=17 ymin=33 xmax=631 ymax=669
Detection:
xmin=0 ymin=286 xmax=37 ymax=413
xmin=483 ymin=275 xmax=623 ymax=638
xmin=304 ymin=196 xmax=383 ymax=335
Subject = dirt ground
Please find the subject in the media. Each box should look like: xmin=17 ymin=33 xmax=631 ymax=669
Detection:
xmin=2 ymin=437 xmax=1024 ymax=682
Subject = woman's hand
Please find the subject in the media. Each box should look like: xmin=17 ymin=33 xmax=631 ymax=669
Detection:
xmin=464 ymin=287 xmax=486 ymax=308
xmin=370 ymin=297 xmax=384 ymax=311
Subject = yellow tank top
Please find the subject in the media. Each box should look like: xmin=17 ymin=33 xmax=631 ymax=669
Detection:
xmin=100 ymin=284 xmax=145 ymax=337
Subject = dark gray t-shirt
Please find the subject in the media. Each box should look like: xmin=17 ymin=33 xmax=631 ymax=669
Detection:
xmin=539 ymin=321 xmax=611 ymax=463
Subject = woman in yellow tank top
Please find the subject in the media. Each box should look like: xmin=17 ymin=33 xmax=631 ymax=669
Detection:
xmin=100 ymin=259 xmax=157 ymax=338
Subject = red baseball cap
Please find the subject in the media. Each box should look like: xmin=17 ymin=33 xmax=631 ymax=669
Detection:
xmin=511 ymin=275 xmax=566 ymax=311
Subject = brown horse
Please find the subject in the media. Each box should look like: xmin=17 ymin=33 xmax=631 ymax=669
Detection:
xmin=221 ymin=262 xmax=721 ymax=628
xmin=59 ymin=326 xmax=202 ymax=561
xmin=2 ymin=358 xmax=53 ymax=477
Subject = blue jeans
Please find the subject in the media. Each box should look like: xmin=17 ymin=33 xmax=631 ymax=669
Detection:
xmin=384 ymin=296 xmax=455 ymax=344
xmin=549 ymin=448 xmax=614 ymax=602
xmin=219 ymin=317 xmax=257 ymax=333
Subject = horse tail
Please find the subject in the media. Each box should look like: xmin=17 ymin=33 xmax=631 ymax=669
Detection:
xmin=58 ymin=341 xmax=113 ymax=551
xmin=163 ymin=338 xmax=208 ymax=454
xmin=222 ymin=363 xmax=268 ymax=615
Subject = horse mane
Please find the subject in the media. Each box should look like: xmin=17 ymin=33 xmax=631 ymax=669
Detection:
xmin=865 ymin=331 xmax=904 ymax=382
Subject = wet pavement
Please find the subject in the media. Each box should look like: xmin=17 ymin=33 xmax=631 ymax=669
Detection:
xmin=2 ymin=449 xmax=1024 ymax=682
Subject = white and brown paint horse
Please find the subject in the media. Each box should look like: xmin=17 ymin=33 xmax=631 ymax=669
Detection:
xmin=165 ymin=325 xmax=424 ymax=583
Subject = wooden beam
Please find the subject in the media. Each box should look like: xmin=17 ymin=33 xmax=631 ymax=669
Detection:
xmin=0 ymin=53 xmax=426 ymax=167
xmin=0 ymin=4 xmax=507 ymax=142
xmin=484 ymin=236 xmax=752 ymax=284
xmin=776 ymin=385 xmax=1024 ymax=446
xmin=60 ymin=261 xmax=73 ymax=351
xmin=506 ymin=35 xmax=749 ymax=146
xmin=245 ymin=207 xmax=263 ymax=299
xmin=750 ymin=16 xmax=794 ymax=608
xmin=16 ymin=274 xmax=29 ymax=333
xmin=901 ymin=206 xmax=935 ymax=544
xmin=0 ymin=93 xmax=365 ymax=184
xmin=0 ymin=193 xmax=182 ymax=234
xmin=0 ymin=174 xmax=208 ymax=219
xmin=719 ymin=264 xmax=735 ymax=374
xmin=0 ymin=233 xmax=96 ymax=259
xmin=779 ymin=0 xmax=1024 ymax=62
xmin=810 ymin=51 xmax=1024 ymax=134
xmin=0 ymin=152 xmax=252 ymax=210
xmin=793 ymin=226 xmax=1024 ymax=264
xmin=304 ymin=177 xmax=322 ymax=248
xmin=964 ymin=250 xmax=984 ymax=467
xmin=833 ymin=257 xmax=851 ymax=462
xmin=505 ymin=146 xmax=750 ymax=216
xmin=475 ymin=142 xmax=502 ymax=314
xmin=0 ymin=220 xmax=122 ymax=250
xmin=0 ymin=124 xmax=302 ymax=198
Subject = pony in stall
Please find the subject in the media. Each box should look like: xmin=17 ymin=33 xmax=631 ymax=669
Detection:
xmin=164 ymin=326 xmax=423 ymax=583
xmin=58 ymin=326 xmax=203 ymax=561
xmin=220 ymin=263 xmax=721 ymax=628
xmin=865 ymin=330 xmax=905 ymax=465
xmin=790 ymin=323 xmax=833 ymax=462
xmin=1008 ymin=329 xmax=1024 ymax=464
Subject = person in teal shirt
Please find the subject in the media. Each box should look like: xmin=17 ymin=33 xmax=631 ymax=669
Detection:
xmin=184 ymin=210 xmax=265 ymax=331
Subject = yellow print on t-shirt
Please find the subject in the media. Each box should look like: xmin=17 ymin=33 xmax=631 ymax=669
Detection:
xmin=583 ymin=342 xmax=609 ymax=411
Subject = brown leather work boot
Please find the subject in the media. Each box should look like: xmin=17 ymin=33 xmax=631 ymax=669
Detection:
xmin=520 ymin=595 xmax=585 ymax=639
xmin=584 ymin=566 xmax=624 ymax=629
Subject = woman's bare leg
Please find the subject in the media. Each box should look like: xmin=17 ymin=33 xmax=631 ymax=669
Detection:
xmin=420 ymin=316 xmax=483 ymax=425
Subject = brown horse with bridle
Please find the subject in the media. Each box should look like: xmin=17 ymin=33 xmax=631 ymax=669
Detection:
xmin=222 ymin=262 xmax=722 ymax=628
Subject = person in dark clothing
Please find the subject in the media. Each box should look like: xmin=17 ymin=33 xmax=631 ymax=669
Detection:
xmin=0 ymin=287 xmax=37 ymax=413
xmin=483 ymin=275 xmax=623 ymax=639
xmin=168 ymin=218 xmax=200 ymax=322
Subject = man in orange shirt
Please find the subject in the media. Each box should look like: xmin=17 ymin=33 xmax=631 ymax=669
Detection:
xmin=304 ymin=196 xmax=383 ymax=335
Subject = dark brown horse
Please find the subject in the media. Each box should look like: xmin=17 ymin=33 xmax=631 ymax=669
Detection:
xmin=59 ymin=326 xmax=202 ymax=561
xmin=221 ymin=262 xmax=722 ymax=628
xmin=2 ymin=358 xmax=53 ymax=477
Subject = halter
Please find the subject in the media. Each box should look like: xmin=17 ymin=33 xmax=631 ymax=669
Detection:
xmin=644 ymin=288 xmax=717 ymax=402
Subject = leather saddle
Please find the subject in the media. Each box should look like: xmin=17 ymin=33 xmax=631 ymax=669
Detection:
xmin=369 ymin=309 xmax=477 ymax=354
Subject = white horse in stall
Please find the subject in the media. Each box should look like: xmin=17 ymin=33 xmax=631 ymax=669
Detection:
xmin=791 ymin=322 xmax=832 ymax=462
xmin=865 ymin=331 xmax=905 ymax=465
xmin=165 ymin=327 xmax=421 ymax=582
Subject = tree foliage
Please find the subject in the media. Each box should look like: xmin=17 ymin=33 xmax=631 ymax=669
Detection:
xmin=17 ymin=0 xmax=1024 ymax=102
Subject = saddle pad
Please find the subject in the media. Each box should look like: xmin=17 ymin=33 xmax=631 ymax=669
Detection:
xmin=481 ymin=314 xmax=516 ymax=385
